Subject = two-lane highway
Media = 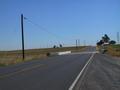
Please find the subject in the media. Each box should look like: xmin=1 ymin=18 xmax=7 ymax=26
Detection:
xmin=0 ymin=47 xmax=95 ymax=90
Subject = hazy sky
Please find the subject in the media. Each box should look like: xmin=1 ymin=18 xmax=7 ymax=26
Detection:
xmin=0 ymin=0 xmax=120 ymax=50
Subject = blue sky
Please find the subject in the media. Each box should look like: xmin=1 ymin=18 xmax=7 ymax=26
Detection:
xmin=0 ymin=0 xmax=120 ymax=50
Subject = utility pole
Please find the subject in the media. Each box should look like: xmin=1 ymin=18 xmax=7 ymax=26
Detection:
xmin=21 ymin=14 xmax=25 ymax=60
xmin=84 ymin=40 xmax=86 ymax=46
xmin=78 ymin=39 xmax=80 ymax=46
xmin=76 ymin=39 xmax=78 ymax=48
xmin=76 ymin=39 xmax=80 ymax=47
xmin=117 ymin=32 xmax=120 ymax=44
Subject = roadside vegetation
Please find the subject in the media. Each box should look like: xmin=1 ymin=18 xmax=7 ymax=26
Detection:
xmin=107 ymin=44 xmax=120 ymax=57
xmin=96 ymin=34 xmax=120 ymax=57
xmin=0 ymin=46 xmax=86 ymax=66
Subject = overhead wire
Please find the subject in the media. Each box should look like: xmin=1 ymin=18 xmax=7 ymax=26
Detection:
xmin=24 ymin=16 xmax=62 ymax=42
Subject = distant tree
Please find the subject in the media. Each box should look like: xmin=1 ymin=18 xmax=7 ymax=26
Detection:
xmin=97 ymin=34 xmax=116 ymax=46
xmin=102 ymin=36 xmax=105 ymax=42
xmin=59 ymin=44 xmax=62 ymax=48
xmin=97 ymin=40 xmax=104 ymax=46
xmin=109 ymin=40 xmax=116 ymax=45
xmin=53 ymin=45 xmax=56 ymax=48
xmin=102 ymin=34 xmax=110 ymax=43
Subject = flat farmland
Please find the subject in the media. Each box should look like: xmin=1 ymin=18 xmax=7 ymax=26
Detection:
xmin=0 ymin=46 xmax=86 ymax=66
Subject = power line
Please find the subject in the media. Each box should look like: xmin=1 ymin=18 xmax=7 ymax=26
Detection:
xmin=24 ymin=16 xmax=62 ymax=41
xmin=21 ymin=15 xmax=83 ymax=47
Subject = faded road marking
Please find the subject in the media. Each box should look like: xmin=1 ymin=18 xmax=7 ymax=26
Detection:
xmin=0 ymin=64 xmax=44 ymax=79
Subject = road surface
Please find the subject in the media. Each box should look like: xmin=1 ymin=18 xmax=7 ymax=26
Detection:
xmin=0 ymin=47 xmax=95 ymax=90
xmin=74 ymin=53 xmax=120 ymax=90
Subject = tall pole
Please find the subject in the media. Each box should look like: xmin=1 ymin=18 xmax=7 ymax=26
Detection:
xmin=84 ymin=40 xmax=86 ymax=46
xmin=21 ymin=14 xmax=25 ymax=60
xmin=76 ymin=39 xmax=77 ymax=48
xmin=117 ymin=32 xmax=119 ymax=44
xmin=78 ymin=39 xmax=80 ymax=46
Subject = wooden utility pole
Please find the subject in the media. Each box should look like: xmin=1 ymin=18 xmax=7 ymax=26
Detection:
xmin=21 ymin=14 xmax=25 ymax=60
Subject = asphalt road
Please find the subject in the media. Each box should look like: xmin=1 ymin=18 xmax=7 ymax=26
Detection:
xmin=0 ymin=47 xmax=95 ymax=90
xmin=74 ymin=53 xmax=120 ymax=90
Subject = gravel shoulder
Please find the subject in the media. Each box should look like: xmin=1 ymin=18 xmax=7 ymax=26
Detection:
xmin=74 ymin=53 xmax=120 ymax=90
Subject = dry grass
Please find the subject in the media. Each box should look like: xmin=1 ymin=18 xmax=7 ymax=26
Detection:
xmin=107 ymin=45 xmax=120 ymax=57
xmin=0 ymin=46 xmax=85 ymax=66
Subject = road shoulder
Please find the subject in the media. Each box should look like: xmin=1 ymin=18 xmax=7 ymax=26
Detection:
xmin=74 ymin=53 xmax=120 ymax=90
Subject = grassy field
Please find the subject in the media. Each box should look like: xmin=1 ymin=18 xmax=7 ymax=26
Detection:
xmin=107 ymin=44 xmax=120 ymax=57
xmin=0 ymin=46 xmax=86 ymax=66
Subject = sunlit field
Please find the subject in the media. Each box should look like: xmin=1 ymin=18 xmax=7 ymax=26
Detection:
xmin=0 ymin=46 xmax=85 ymax=66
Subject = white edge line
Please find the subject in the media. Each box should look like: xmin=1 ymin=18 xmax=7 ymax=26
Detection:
xmin=68 ymin=52 xmax=95 ymax=90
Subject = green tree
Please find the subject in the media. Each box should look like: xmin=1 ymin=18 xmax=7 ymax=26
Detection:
xmin=109 ymin=40 xmax=116 ymax=45
xmin=102 ymin=34 xmax=110 ymax=43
